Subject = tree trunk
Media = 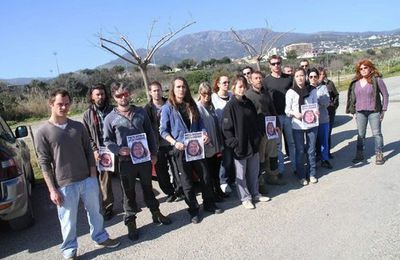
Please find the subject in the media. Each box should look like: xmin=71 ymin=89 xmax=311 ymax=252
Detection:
xmin=138 ymin=65 xmax=151 ymax=101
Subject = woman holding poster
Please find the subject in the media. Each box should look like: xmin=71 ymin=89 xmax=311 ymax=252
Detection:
xmin=160 ymin=77 xmax=223 ymax=224
xmin=285 ymin=68 xmax=319 ymax=186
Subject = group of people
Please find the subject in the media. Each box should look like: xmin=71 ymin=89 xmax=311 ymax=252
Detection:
xmin=35 ymin=55 xmax=389 ymax=259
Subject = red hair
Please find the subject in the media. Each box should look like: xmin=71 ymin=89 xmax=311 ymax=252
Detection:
xmin=354 ymin=59 xmax=382 ymax=83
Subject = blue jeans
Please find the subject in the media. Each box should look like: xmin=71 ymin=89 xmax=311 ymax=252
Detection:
xmin=293 ymin=127 xmax=318 ymax=180
xmin=318 ymin=123 xmax=330 ymax=161
xmin=356 ymin=111 xmax=384 ymax=153
xmin=58 ymin=177 xmax=109 ymax=259
xmin=277 ymin=115 xmax=296 ymax=173
xmin=219 ymin=147 xmax=235 ymax=185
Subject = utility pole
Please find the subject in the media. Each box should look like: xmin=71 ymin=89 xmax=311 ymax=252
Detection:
xmin=53 ymin=52 xmax=60 ymax=75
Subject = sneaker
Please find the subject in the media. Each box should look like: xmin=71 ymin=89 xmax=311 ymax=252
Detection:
xmin=299 ymin=178 xmax=308 ymax=186
xmin=96 ymin=238 xmax=120 ymax=248
xmin=253 ymin=195 xmax=271 ymax=202
xmin=309 ymin=176 xmax=318 ymax=184
xmin=375 ymin=152 xmax=385 ymax=165
xmin=190 ymin=214 xmax=201 ymax=224
xmin=152 ymin=212 xmax=172 ymax=225
xmin=220 ymin=183 xmax=232 ymax=194
xmin=321 ymin=160 xmax=333 ymax=169
xmin=204 ymin=205 xmax=224 ymax=214
xmin=242 ymin=200 xmax=255 ymax=209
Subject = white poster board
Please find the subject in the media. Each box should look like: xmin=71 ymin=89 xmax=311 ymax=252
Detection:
xmin=265 ymin=116 xmax=279 ymax=140
xmin=127 ymin=133 xmax=151 ymax=164
xmin=97 ymin=146 xmax=115 ymax=172
xmin=301 ymin=103 xmax=319 ymax=129
xmin=184 ymin=131 xmax=205 ymax=162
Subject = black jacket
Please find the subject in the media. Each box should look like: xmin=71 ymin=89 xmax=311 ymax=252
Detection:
xmin=222 ymin=95 xmax=261 ymax=160
xmin=144 ymin=97 xmax=169 ymax=148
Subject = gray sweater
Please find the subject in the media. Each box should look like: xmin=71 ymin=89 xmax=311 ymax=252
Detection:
xmin=35 ymin=119 xmax=96 ymax=188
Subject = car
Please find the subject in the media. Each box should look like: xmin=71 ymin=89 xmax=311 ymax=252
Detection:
xmin=0 ymin=115 xmax=35 ymax=230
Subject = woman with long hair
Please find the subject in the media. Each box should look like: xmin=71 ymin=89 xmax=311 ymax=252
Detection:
xmin=222 ymin=75 xmax=270 ymax=210
xmin=346 ymin=59 xmax=389 ymax=165
xmin=160 ymin=77 xmax=223 ymax=224
xmin=285 ymin=68 xmax=319 ymax=186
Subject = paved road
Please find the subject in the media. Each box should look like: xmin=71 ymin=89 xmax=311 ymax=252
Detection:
xmin=1 ymin=77 xmax=399 ymax=259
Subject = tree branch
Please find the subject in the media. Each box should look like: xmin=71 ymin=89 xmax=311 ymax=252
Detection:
xmin=100 ymin=38 xmax=138 ymax=66
xmin=145 ymin=21 xmax=196 ymax=63
xmin=230 ymin=28 xmax=257 ymax=57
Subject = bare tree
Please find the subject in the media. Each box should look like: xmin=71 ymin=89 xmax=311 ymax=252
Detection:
xmin=231 ymin=22 xmax=293 ymax=71
xmin=99 ymin=21 xmax=196 ymax=100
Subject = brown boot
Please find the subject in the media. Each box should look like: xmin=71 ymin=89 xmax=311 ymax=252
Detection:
xmin=352 ymin=150 xmax=364 ymax=163
xmin=375 ymin=152 xmax=385 ymax=165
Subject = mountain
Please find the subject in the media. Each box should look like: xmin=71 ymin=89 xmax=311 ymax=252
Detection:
xmin=0 ymin=77 xmax=52 ymax=86
xmin=100 ymin=28 xmax=400 ymax=67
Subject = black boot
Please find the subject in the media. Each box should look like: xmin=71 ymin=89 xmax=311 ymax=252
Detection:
xmin=152 ymin=211 xmax=172 ymax=225
xmin=127 ymin=220 xmax=139 ymax=241
xmin=352 ymin=149 xmax=364 ymax=163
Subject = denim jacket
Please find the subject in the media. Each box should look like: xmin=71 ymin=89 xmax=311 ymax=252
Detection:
xmin=160 ymin=101 xmax=206 ymax=142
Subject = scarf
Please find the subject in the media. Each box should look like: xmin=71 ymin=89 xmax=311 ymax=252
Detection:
xmin=292 ymin=84 xmax=311 ymax=112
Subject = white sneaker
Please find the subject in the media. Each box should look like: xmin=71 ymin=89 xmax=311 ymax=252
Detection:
xmin=309 ymin=176 xmax=318 ymax=184
xmin=220 ymin=183 xmax=232 ymax=194
xmin=253 ymin=195 xmax=271 ymax=202
xmin=299 ymin=178 xmax=308 ymax=186
xmin=242 ymin=200 xmax=255 ymax=209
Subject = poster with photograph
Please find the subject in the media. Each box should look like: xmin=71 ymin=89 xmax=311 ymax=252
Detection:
xmin=127 ymin=133 xmax=151 ymax=164
xmin=265 ymin=116 xmax=279 ymax=140
xmin=301 ymin=103 xmax=319 ymax=128
xmin=97 ymin=146 xmax=115 ymax=172
xmin=184 ymin=131 xmax=205 ymax=162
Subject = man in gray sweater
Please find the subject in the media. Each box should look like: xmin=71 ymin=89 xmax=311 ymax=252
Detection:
xmin=103 ymin=82 xmax=171 ymax=241
xmin=35 ymin=89 xmax=119 ymax=260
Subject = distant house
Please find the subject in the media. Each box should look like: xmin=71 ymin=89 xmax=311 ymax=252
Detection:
xmin=284 ymin=43 xmax=314 ymax=58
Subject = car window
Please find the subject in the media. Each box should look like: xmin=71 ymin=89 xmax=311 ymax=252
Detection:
xmin=0 ymin=116 xmax=15 ymax=142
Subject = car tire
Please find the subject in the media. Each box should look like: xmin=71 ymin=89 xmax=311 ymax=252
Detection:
xmin=9 ymin=195 xmax=35 ymax=230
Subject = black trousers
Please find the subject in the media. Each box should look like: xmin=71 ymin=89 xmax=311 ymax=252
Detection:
xmin=173 ymin=149 xmax=215 ymax=215
xmin=206 ymin=154 xmax=223 ymax=195
xmin=155 ymin=146 xmax=177 ymax=196
xmin=119 ymin=160 xmax=160 ymax=224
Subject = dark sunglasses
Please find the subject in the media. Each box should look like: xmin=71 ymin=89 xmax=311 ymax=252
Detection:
xmin=309 ymin=75 xmax=318 ymax=79
xmin=114 ymin=92 xmax=129 ymax=99
xmin=270 ymin=62 xmax=281 ymax=66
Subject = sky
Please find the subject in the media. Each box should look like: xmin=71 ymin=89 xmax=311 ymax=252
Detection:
xmin=1 ymin=0 xmax=399 ymax=79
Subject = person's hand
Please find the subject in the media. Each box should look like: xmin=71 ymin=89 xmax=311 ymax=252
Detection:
xmin=275 ymin=127 xmax=281 ymax=134
xmin=380 ymin=111 xmax=385 ymax=121
xmin=118 ymin=147 xmax=130 ymax=156
xmin=151 ymin=155 xmax=158 ymax=165
xmin=315 ymin=110 xmax=320 ymax=117
xmin=174 ymin=141 xmax=185 ymax=151
xmin=294 ymin=112 xmax=302 ymax=120
xmin=353 ymin=114 xmax=357 ymax=120
xmin=203 ymin=133 xmax=210 ymax=144
xmin=50 ymin=189 xmax=63 ymax=206
xmin=94 ymin=150 xmax=100 ymax=161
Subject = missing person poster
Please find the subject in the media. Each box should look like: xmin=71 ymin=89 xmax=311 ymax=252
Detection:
xmin=98 ymin=146 xmax=115 ymax=172
xmin=184 ymin=131 xmax=205 ymax=162
xmin=265 ymin=116 xmax=279 ymax=140
xmin=127 ymin=133 xmax=151 ymax=164
xmin=301 ymin=103 xmax=319 ymax=129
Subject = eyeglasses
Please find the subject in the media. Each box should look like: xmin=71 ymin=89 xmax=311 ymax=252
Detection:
xmin=309 ymin=75 xmax=318 ymax=79
xmin=359 ymin=66 xmax=369 ymax=71
xmin=270 ymin=62 xmax=281 ymax=66
xmin=200 ymin=92 xmax=212 ymax=97
xmin=243 ymin=72 xmax=252 ymax=75
xmin=114 ymin=92 xmax=129 ymax=99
